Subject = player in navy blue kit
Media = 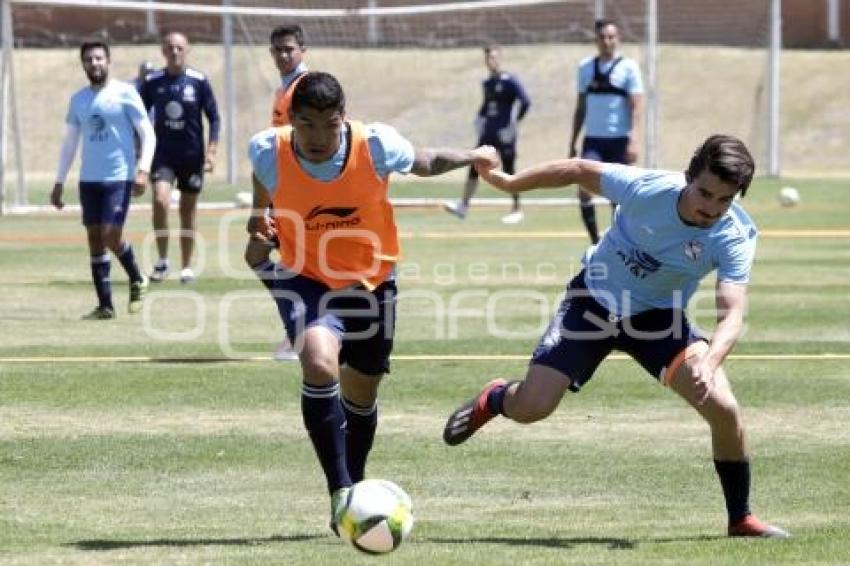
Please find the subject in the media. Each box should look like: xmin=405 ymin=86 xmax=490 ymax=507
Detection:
xmin=444 ymin=135 xmax=789 ymax=539
xmin=444 ymin=45 xmax=530 ymax=224
xmin=52 ymin=40 xmax=155 ymax=319
xmin=139 ymin=32 xmax=220 ymax=283
xmin=570 ymin=19 xmax=643 ymax=243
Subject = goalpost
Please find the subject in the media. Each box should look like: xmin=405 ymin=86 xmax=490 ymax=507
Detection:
xmin=0 ymin=0 xmax=781 ymax=214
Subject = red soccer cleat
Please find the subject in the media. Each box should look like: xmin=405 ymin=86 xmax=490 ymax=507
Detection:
xmin=728 ymin=514 xmax=790 ymax=539
xmin=443 ymin=378 xmax=508 ymax=446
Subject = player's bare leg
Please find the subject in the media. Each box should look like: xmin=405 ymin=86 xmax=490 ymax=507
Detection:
xmin=578 ymin=185 xmax=599 ymax=244
xmin=178 ymin=191 xmax=198 ymax=283
xmin=669 ymin=354 xmax=789 ymax=538
xmin=150 ymin=180 xmax=172 ymax=281
xmin=443 ymin=364 xmax=571 ymax=445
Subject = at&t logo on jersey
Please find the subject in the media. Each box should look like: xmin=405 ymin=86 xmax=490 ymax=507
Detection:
xmin=616 ymin=248 xmax=662 ymax=279
xmin=87 ymin=114 xmax=108 ymax=142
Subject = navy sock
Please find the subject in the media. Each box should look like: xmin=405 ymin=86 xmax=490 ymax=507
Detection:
xmin=714 ymin=459 xmax=752 ymax=523
xmin=580 ymin=203 xmax=599 ymax=244
xmin=341 ymin=397 xmax=378 ymax=483
xmin=486 ymin=381 xmax=511 ymax=416
xmin=252 ymin=259 xmax=277 ymax=294
xmin=90 ymin=254 xmax=113 ymax=309
xmin=117 ymin=242 xmax=143 ymax=284
xmin=301 ymin=382 xmax=351 ymax=494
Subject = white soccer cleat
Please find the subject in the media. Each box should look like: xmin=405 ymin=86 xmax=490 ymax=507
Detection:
xmin=149 ymin=259 xmax=170 ymax=283
xmin=501 ymin=210 xmax=524 ymax=224
xmin=179 ymin=267 xmax=196 ymax=284
xmin=273 ymin=338 xmax=299 ymax=361
xmin=443 ymin=201 xmax=467 ymax=219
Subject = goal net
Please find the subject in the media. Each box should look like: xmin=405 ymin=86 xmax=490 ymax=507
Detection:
xmin=1 ymin=0 xmax=777 ymax=210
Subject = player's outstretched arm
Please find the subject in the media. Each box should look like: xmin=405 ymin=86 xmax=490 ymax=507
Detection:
xmin=246 ymin=173 xmax=275 ymax=244
xmin=478 ymin=157 xmax=605 ymax=195
xmin=410 ymin=146 xmax=499 ymax=177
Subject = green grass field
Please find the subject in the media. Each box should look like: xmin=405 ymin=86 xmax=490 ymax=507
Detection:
xmin=1 ymin=177 xmax=849 ymax=564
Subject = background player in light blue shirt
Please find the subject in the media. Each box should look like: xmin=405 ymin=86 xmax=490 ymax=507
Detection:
xmin=52 ymin=40 xmax=155 ymax=320
xmin=444 ymin=135 xmax=789 ymax=539
xmin=570 ymin=19 xmax=644 ymax=243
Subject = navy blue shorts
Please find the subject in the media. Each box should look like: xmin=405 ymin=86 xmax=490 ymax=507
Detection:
xmin=78 ymin=181 xmax=132 ymax=226
xmin=581 ymin=136 xmax=630 ymax=165
xmin=469 ymin=133 xmax=516 ymax=179
xmin=272 ymin=272 xmax=397 ymax=376
xmin=151 ymin=155 xmax=204 ymax=194
xmin=531 ymin=271 xmax=705 ymax=392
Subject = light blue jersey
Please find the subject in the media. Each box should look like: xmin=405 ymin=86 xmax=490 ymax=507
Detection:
xmin=281 ymin=62 xmax=307 ymax=90
xmin=584 ymin=164 xmax=758 ymax=316
xmin=577 ymin=55 xmax=643 ymax=138
xmin=65 ymin=80 xmax=148 ymax=181
xmin=249 ymin=122 xmax=415 ymax=194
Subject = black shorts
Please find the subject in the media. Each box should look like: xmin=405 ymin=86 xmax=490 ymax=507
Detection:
xmin=581 ymin=136 xmax=629 ymax=165
xmin=469 ymin=133 xmax=516 ymax=179
xmin=78 ymin=181 xmax=132 ymax=226
xmin=272 ymin=272 xmax=397 ymax=376
xmin=531 ymin=270 xmax=705 ymax=392
xmin=151 ymin=155 xmax=204 ymax=194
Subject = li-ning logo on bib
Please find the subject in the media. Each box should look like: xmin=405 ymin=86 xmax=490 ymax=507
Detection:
xmin=304 ymin=205 xmax=361 ymax=231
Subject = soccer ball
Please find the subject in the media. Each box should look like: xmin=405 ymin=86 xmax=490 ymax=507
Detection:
xmin=336 ymin=479 xmax=414 ymax=555
xmin=778 ymin=186 xmax=801 ymax=207
xmin=233 ymin=190 xmax=253 ymax=208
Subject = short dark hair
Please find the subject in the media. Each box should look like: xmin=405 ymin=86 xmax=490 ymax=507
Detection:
xmin=291 ymin=72 xmax=345 ymax=115
xmin=484 ymin=44 xmax=501 ymax=55
xmin=270 ymin=24 xmax=305 ymax=46
xmin=686 ymin=134 xmax=756 ymax=196
xmin=80 ymin=40 xmax=110 ymax=60
xmin=595 ymin=19 xmax=618 ymax=33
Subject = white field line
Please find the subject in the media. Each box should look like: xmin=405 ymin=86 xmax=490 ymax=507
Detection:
xmin=1 ymin=353 xmax=849 ymax=364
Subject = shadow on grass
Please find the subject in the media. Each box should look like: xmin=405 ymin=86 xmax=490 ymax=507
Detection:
xmin=67 ymin=533 xmax=324 ymax=551
xmin=425 ymin=534 xmax=725 ymax=549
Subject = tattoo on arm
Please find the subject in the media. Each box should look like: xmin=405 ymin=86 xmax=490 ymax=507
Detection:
xmin=411 ymin=148 xmax=472 ymax=177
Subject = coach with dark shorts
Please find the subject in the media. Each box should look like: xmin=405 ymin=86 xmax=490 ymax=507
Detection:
xmin=570 ymin=18 xmax=643 ymax=243
xmin=139 ymin=31 xmax=220 ymax=284
xmin=444 ymin=135 xmax=789 ymax=540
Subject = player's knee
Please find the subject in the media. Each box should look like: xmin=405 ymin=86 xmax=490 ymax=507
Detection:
xmin=301 ymin=354 xmax=338 ymax=385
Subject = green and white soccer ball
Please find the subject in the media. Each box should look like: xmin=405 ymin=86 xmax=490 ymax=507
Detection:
xmin=336 ymin=479 xmax=414 ymax=555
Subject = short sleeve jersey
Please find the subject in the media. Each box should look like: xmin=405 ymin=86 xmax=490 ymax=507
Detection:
xmin=65 ymin=79 xmax=148 ymax=182
xmin=584 ymin=164 xmax=758 ymax=316
xmin=248 ymin=122 xmax=415 ymax=194
xmin=139 ymin=67 xmax=220 ymax=159
xmin=577 ymin=56 xmax=643 ymax=138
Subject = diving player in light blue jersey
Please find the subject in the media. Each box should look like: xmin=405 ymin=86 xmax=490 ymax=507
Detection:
xmin=444 ymin=135 xmax=789 ymax=539
xmin=52 ymin=40 xmax=156 ymax=320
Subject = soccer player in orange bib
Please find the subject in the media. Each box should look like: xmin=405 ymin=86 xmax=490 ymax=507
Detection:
xmin=246 ymin=71 xmax=498 ymax=532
